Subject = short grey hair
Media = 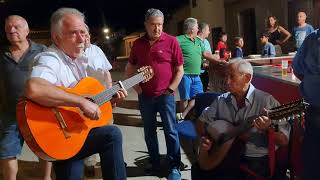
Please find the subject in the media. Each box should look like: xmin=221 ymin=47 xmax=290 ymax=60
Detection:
xmin=50 ymin=7 xmax=85 ymax=35
xmin=184 ymin=17 xmax=198 ymax=34
xmin=229 ymin=59 xmax=253 ymax=79
xmin=145 ymin=8 xmax=164 ymax=21
xmin=5 ymin=15 xmax=29 ymax=30
xmin=198 ymin=22 xmax=209 ymax=33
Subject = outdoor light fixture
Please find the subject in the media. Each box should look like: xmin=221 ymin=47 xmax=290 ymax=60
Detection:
xmin=103 ymin=28 xmax=109 ymax=33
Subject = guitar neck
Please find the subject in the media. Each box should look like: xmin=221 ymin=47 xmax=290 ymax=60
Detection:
xmin=91 ymin=73 xmax=144 ymax=106
xmin=217 ymin=99 xmax=306 ymax=145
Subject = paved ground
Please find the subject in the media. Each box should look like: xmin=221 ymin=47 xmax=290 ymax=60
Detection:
xmin=0 ymin=70 xmax=195 ymax=180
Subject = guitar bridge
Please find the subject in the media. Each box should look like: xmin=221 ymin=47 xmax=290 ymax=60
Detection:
xmin=52 ymin=108 xmax=71 ymax=139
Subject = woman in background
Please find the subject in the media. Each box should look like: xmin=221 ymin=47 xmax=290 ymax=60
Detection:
xmin=266 ymin=15 xmax=291 ymax=55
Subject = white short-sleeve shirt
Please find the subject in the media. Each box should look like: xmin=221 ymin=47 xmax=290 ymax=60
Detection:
xmin=30 ymin=44 xmax=112 ymax=88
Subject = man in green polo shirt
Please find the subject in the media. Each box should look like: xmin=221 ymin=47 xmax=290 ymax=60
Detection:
xmin=176 ymin=17 xmax=224 ymax=120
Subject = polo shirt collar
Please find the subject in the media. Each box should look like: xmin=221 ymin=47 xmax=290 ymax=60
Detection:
xmin=228 ymin=84 xmax=255 ymax=107
xmin=184 ymin=34 xmax=197 ymax=41
xmin=197 ymin=36 xmax=204 ymax=41
xmin=29 ymin=40 xmax=39 ymax=51
xmin=3 ymin=39 xmax=34 ymax=59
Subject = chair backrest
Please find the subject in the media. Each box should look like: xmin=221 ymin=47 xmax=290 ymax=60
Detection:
xmin=195 ymin=92 xmax=221 ymax=117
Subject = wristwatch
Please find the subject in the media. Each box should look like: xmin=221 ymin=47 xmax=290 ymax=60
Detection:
xmin=167 ymin=87 xmax=174 ymax=94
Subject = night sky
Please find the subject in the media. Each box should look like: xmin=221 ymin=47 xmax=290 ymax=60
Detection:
xmin=3 ymin=0 xmax=188 ymax=33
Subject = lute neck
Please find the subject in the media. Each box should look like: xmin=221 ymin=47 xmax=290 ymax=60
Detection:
xmin=217 ymin=99 xmax=305 ymax=145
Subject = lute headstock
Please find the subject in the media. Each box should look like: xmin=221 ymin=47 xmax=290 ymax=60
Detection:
xmin=266 ymin=99 xmax=309 ymax=121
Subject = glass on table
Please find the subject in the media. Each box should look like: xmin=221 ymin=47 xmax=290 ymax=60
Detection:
xmin=281 ymin=60 xmax=288 ymax=76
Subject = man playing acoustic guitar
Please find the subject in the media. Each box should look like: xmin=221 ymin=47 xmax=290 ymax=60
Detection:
xmin=24 ymin=8 xmax=127 ymax=180
xmin=192 ymin=59 xmax=290 ymax=179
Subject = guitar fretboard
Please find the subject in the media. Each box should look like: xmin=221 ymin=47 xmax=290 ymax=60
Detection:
xmin=215 ymin=99 xmax=307 ymax=145
xmin=91 ymin=73 xmax=144 ymax=106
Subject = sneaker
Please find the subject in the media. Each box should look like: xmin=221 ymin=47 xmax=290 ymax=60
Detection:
xmin=168 ymin=168 xmax=181 ymax=180
xmin=176 ymin=113 xmax=184 ymax=122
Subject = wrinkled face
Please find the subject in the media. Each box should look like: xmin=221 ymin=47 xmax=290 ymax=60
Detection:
xmin=144 ymin=16 xmax=163 ymax=40
xmin=53 ymin=14 xmax=86 ymax=59
xmin=226 ymin=64 xmax=250 ymax=94
xmin=297 ymin=12 xmax=306 ymax=25
xmin=222 ymin=35 xmax=227 ymax=42
xmin=5 ymin=16 xmax=29 ymax=44
xmin=268 ymin=17 xmax=276 ymax=27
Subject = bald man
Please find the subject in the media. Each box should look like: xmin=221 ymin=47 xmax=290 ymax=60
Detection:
xmin=293 ymin=11 xmax=314 ymax=49
xmin=0 ymin=15 xmax=51 ymax=180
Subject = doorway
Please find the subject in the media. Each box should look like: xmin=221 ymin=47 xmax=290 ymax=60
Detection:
xmin=239 ymin=8 xmax=257 ymax=55
xmin=211 ymin=27 xmax=223 ymax=50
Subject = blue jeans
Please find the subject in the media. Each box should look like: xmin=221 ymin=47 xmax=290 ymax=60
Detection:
xmin=53 ymin=125 xmax=126 ymax=180
xmin=138 ymin=93 xmax=181 ymax=169
xmin=0 ymin=113 xmax=23 ymax=159
xmin=302 ymin=106 xmax=320 ymax=180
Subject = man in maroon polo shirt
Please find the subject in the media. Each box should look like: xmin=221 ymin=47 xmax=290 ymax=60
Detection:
xmin=125 ymin=8 xmax=184 ymax=180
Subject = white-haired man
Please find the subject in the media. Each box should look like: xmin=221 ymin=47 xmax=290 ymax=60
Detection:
xmin=24 ymin=8 xmax=127 ymax=180
xmin=192 ymin=59 xmax=290 ymax=179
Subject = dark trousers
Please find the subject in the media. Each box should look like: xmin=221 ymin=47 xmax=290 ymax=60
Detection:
xmin=191 ymin=156 xmax=270 ymax=180
xmin=200 ymin=70 xmax=209 ymax=92
xmin=138 ymin=93 xmax=181 ymax=169
xmin=53 ymin=125 xmax=126 ymax=180
xmin=191 ymin=162 xmax=241 ymax=180
xmin=302 ymin=106 xmax=320 ymax=180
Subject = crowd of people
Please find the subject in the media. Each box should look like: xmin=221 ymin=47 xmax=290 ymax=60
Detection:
xmin=0 ymin=6 xmax=319 ymax=180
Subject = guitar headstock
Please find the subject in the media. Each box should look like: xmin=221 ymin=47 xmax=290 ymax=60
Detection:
xmin=267 ymin=99 xmax=309 ymax=121
xmin=137 ymin=66 xmax=154 ymax=83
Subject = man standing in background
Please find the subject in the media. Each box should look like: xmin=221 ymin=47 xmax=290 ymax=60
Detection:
xmin=0 ymin=15 xmax=52 ymax=180
xmin=197 ymin=22 xmax=212 ymax=92
xmin=293 ymin=11 xmax=314 ymax=49
xmin=125 ymin=8 xmax=184 ymax=180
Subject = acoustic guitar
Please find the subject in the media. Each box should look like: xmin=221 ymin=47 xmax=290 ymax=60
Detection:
xmin=16 ymin=66 xmax=153 ymax=161
xmin=201 ymin=99 xmax=308 ymax=170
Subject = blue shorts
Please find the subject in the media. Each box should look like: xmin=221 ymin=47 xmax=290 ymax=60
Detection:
xmin=0 ymin=114 xmax=23 ymax=159
xmin=178 ymin=75 xmax=203 ymax=100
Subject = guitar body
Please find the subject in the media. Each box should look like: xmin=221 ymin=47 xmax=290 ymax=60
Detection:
xmin=201 ymin=120 xmax=244 ymax=170
xmin=17 ymin=77 xmax=113 ymax=161
xmin=199 ymin=99 xmax=308 ymax=171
